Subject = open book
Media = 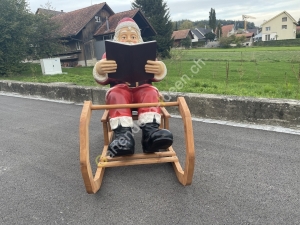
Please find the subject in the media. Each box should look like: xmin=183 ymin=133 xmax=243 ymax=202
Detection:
xmin=105 ymin=40 xmax=157 ymax=84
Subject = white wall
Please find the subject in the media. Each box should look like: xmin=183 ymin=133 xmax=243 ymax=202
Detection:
xmin=261 ymin=12 xmax=296 ymax=41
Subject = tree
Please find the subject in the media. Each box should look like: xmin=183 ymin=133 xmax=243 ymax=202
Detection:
xmin=204 ymin=32 xmax=216 ymax=41
xmin=132 ymin=0 xmax=173 ymax=58
xmin=179 ymin=20 xmax=193 ymax=30
xmin=180 ymin=36 xmax=192 ymax=49
xmin=27 ymin=13 xmax=63 ymax=60
xmin=173 ymin=19 xmax=258 ymax=30
xmin=40 ymin=0 xmax=56 ymax=10
xmin=219 ymin=36 xmax=235 ymax=48
xmin=172 ymin=21 xmax=178 ymax=31
xmin=209 ymin=8 xmax=216 ymax=32
xmin=234 ymin=35 xmax=246 ymax=45
xmin=298 ymin=18 xmax=300 ymax=26
xmin=0 ymin=0 xmax=33 ymax=75
xmin=0 ymin=0 xmax=62 ymax=76
xmin=193 ymin=20 xmax=209 ymax=28
xmin=219 ymin=35 xmax=245 ymax=48
xmin=215 ymin=22 xmax=222 ymax=39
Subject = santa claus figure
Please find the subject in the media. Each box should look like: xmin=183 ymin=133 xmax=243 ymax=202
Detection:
xmin=93 ymin=17 xmax=173 ymax=157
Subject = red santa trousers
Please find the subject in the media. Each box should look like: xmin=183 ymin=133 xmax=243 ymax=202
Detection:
xmin=106 ymin=83 xmax=161 ymax=129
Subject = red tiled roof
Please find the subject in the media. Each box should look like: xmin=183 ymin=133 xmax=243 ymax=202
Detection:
xmin=222 ymin=24 xmax=234 ymax=37
xmin=297 ymin=26 xmax=300 ymax=32
xmin=235 ymin=32 xmax=254 ymax=38
xmin=94 ymin=9 xmax=140 ymax=36
xmin=51 ymin=3 xmax=110 ymax=37
xmin=172 ymin=29 xmax=191 ymax=40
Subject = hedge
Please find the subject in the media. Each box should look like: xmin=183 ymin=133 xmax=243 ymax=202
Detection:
xmin=253 ymin=38 xmax=300 ymax=47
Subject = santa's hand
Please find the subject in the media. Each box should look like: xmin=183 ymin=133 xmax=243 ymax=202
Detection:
xmin=145 ymin=60 xmax=162 ymax=75
xmin=145 ymin=60 xmax=167 ymax=81
xmin=95 ymin=59 xmax=117 ymax=75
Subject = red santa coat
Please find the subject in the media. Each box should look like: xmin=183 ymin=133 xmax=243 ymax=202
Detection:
xmin=93 ymin=53 xmax=167 ymax=129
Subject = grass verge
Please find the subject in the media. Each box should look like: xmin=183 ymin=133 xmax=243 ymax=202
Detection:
xmin=1 ymin=46 xmax=300 ymax=100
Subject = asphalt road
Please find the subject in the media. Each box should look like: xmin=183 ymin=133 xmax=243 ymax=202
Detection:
xmin=0 ymin=95 xmax=299 ymax=225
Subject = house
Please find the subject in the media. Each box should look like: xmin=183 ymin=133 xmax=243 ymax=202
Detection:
xmin=93 ymin=9 xmax=156 ymax=61
xmin=253 ymin=32 xmax=262 ymax=42
xmin=235 ymin=32 xmax=255 ymax=46
xmin=40 ymin=3 xmax=156 ymax=67
xmin=35 ymin=8 xmax=65 ymax=16
xmin=191 ymin=28 xmax=211 ymax=43
xmin=171 ymin=29 xmax=194 ymax=47
xmin=49 ymin=3 xmax=113 ymax=67
xmin=297 ymin=26 xmax=300 ymax=33
xmin=247 ymin=28 xmax=259 ymax=35
xmin=261 ymin=11 xmax=297 ymax=41
xmin=221 ymin=24 xmax=235 ymax=37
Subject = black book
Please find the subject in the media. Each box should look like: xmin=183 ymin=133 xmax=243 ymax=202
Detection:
xmin=105 ymin=40 xmax=157 ymax=84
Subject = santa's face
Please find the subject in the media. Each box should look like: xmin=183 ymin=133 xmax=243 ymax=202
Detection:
xmin=118 ymin=27 xmax=139 ymax=44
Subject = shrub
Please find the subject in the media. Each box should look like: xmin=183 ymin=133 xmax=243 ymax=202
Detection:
xmin=180 ymin=36 xmax=192 ymax=49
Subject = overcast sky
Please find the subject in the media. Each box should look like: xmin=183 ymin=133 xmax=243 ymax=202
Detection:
xmin=28 ymin=0 xmax=300 ymax=26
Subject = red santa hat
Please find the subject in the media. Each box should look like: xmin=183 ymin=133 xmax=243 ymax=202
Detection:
xmin=113 ymin=17 xmax=143 ymax=42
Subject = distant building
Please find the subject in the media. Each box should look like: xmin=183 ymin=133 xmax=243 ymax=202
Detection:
xmin=171 ymin=29 xmax=194 ymax=47
xmin=253 ymin=32 xmax=262 ymax=42
xmin=247 ymin=28 xmax=259 ymax=35
xmin=35 ymin=8 xmax=65 ymax=16
xmin=35 ymin=3 xmax=156 ymax=67
xmin=221 ymin=24 xmax=235 ymax=37
xmin=191 ymin=28 xmax=212 ymax=43
xmin=261 ymin=11 xmax=297 ymax=41
xmin=235 ymin=32 xmax=255 ymax=46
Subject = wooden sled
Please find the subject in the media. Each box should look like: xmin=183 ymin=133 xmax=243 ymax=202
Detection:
xmin=79 ymin=97 xmax=195 ymax=194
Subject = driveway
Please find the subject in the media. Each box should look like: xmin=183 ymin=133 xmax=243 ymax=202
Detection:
xmin=0 ymin=95 xmax=299 ymax=224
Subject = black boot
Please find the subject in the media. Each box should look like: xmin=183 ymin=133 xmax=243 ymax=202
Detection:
xmin=141 ymin=119 xmax=173 ymax=153
xmin=108 ymin=125 xmax=135 ymax=157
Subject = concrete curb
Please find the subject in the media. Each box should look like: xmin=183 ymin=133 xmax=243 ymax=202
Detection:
xmin=1 ymin=80 xmax=299 ymax=129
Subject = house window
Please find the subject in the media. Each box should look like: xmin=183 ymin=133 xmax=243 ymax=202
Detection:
xmin=282 ymin=25 xmax=287 ymax=29
xmin=265 ymin=34 xmax=270 ymax=41
xmin=266 ymin=27 xmax=271 ymax=31
xmin=76 ymin=41 xmax=81 ymax=50
xmin=282 ymin=17 xmax=287 ymax=22
xmin=95 ymin=16 xmax=101 ymax=23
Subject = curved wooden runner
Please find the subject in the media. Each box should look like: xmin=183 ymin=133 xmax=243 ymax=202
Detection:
xmin=79 ymin=97 xmax=195 ymax=194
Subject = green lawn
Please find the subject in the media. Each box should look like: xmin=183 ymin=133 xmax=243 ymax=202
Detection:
xmin=172 ymin=46 xmax=300 ymax=62
xmin=1 ymin=46 xmax=300 ymax=100
xmin=159 ymin=46 xmax=300 ymax=99
xmin=156 ymin=60 xmax=300 ymax=99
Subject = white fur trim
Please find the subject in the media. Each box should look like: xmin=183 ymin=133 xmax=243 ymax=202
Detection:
xmin=138 ymin=112 xmax=161 ymax=126
xmin=110 ymin=116 xmax=133 ymax=130
xmin=154 ymin=62 xmax=167 ymax=81
xmin=116 ymin=21 xmax=140 ymax=34
xmin=93 ymin=62 xmax=108 ymax=83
